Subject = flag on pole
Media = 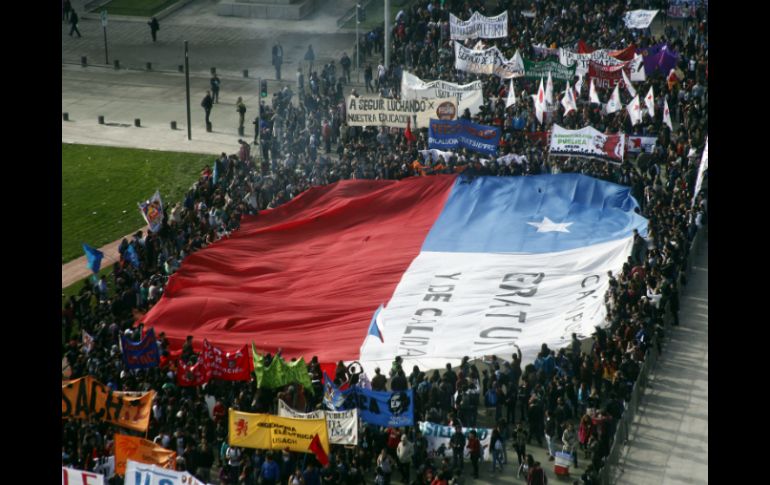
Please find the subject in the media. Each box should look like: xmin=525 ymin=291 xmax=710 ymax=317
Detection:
xmin=574 ymin=75 xmax=584 ymax=98
xmin=662 ymin=97 xmax=673 ymax=130
xmin=644 ymin=86 xmax=655 ymax=117
xmin=627 ymin=95 xmax=643 ymax=125
xmin=622 ymin=68 xmax=636 ymax=97
xmin=322 ymin=372 xmax=346 ymax=410
xmin=505 ymin=79 xmax=517 ymax=108
xmin=308 ymin=434 xmax=329 ymax=466
xmin=605 ymin=84 xmax=621 ymax=114
xmin=561 ymin=81 xmax=577 ymax=115
xmin=83 ymin=243 xmax=104 ymax=274
xmin=545 ymin=71 xmax=554 ymax=106
xmin=589 ymin=78 xmax=600 ymax=105
xmin=138 ymin=190 xmax=164 ymax=233
xmin=531 ymin=78 xmax=546 ymax=124
xmin=405 ymin=117 xmax=416 ymax=144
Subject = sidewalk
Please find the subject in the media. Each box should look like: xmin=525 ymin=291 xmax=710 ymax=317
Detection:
xmin=612 ymin=239 xmax=708 ymax=484
xmin=63 ymin=0 xmax=358 ymax=75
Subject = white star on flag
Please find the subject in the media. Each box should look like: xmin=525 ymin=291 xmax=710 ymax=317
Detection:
xmin=527 ymin=217 xmax=573 ymax=233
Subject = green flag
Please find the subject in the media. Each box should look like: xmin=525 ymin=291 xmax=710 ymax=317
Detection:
xmin=252 ymin=344 xmax=314 ymax=392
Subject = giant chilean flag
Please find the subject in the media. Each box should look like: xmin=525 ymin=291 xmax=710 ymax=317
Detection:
xmin=141 ymin=174 xmax=647 ymax=374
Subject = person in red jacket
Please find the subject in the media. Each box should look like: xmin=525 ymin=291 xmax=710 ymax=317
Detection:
xmin=466 ymin=430 xmax=482 ymax=478
xmin=528 ymin=461 xmax=548 ymax=485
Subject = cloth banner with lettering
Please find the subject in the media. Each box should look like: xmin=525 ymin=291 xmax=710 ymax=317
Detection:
xmin=401 ymin=71 xmax=484 ymax=115
xmin=277 ymin=399 xmax=359 ymax=445
xmin=62 ymin=376 xmax=154 ymax=432
xmin=138 ymin=190 xmax=164 ymax=234
xmin=62 ymin=467 xmax=105 ymax=485
xmin=418 ymin=422 xmax=493 ymax=461
xmin=522 ymin=58 xmax=577 ymax=82
xmin=121 ymin=328 xmax=160 ymax=370
xmin=124 ymin=460 xmax=205 ymax=485
xmin=558 ymin=48 xmax=626 ymax=76
xmin=450 ymin=11 xmax=508 ymax=40
xmin=202 ymin=340 xmax=252 ymax=381
xmin=587 ymin=62 xmax=631 ymax=90
xmin=428 ymin=119 xmax=501 ymax=156
xmin=549 ymin=124 xmax=626 ymax=164
xmin=627 ymin=136 xmax=657 ymax=154
xmin=346 ymin=96 xmax=458 ymax=129
xmin=228 ymin=409 xmax=331 ymax=455
xmin=453 ymin=43 xmax=524 ymax=79
xmin=623 ymin=10 xmax=658 ymax=29
xmin=338 ymin=387 xmax=414 ymax=427
xmin=114 ymin=435 xmax=176 ymax=476
xmin=253 ymin=349 xmax=313 ymax=391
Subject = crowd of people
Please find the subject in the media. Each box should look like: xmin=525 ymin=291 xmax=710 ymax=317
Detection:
xmin=62 ymin=0 xmax=708 ymax=484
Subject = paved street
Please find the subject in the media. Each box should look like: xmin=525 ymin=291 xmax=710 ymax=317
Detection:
xmin=612 ymin=240 xmax=709 ymax=485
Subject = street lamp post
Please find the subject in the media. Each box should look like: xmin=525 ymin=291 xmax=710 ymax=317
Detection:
xmin=384 ymin=0 xmax=390 ymax=69
xmin=184 ymin=41 xmax=191 ymax=141
xmin=356 ymin=4 xmax=360 ymax=83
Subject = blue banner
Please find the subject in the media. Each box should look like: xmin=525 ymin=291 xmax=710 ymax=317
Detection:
xmin=428 ymin=119 xmax=501 ymax=156
xmin=121 ymin=328 xmax=160 ymax=370
xmin=341 ymin=387 xmax=414 ymax=427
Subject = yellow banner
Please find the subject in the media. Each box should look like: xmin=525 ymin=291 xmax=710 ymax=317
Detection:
xmin=114 ymin=434 xmax=176 ymax=476
xmin=61 ymin=376 xmax=154 ymax=432
xmin=228 ymin=409 xmax=330 ymax=455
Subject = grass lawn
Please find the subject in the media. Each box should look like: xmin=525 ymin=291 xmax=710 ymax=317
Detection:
xmin=62 ymin=143 xmax=212 ymax=263
xmin=95 ymin=0 xmax=181 ymax=17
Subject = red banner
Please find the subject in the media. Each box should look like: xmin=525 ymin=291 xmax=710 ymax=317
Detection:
xmin=588 ymin=62 xmax=629 ymax=90
xmin=202 ymin=340 xmax=252 ymax=381
xmin=176 ymin=358 xmax=210 ymax=387
xmin=609 ymin=44 xmax=636 ymax=61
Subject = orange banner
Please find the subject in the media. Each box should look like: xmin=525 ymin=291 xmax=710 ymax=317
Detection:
xmin=61 ymin=376 xmax=154 ymax=432
xmin=114 ymin=434 xmax=176 ymax=476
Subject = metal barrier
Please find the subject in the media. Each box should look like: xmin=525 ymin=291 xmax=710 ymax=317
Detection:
xmin=598 ymin=224 xmax=706 ymax=484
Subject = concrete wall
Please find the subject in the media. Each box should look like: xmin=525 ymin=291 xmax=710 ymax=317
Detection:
xmin=217 ymin=0 xmax=316 ymax=20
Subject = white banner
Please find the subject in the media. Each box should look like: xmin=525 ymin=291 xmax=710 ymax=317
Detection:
xmin=453 ymin=42 xmax=524 ymax=79
xmin=401 ymin=71 xmax=484 ymax=115
xmin=549 ymin=124 xmax=626 ymax=163
xmin=62 ymin=467 xmax=105 ymax=485
xmin=277 ymin=400 xmax=359 ymax=445
xmin=559 ymin=49 xmax=625 ymax=76
xmin=124 ymin=460 xmax=206 ymax=485
xmin=627 ymin=136 xmax=657 ymax=154
xmin=450 ymin=11 xmax=508 ymax=40
xmin=454 ymin=41 xmax=498 ymax=75
xmin=346 ymin=96 xmax=457 ymax=129
xmin=420 ymin=149 xmax=456 ymax=163
xmin=418 ymin=422 xmax=493 ymax=461
xmin=359 ymin=238 xmax=633 ymax=375
xmin=623 ymin=10 xmax=659 ymax=29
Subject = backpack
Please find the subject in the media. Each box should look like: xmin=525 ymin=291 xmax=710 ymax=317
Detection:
xmin=485 ymin=389 xmax=497 ymax=407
